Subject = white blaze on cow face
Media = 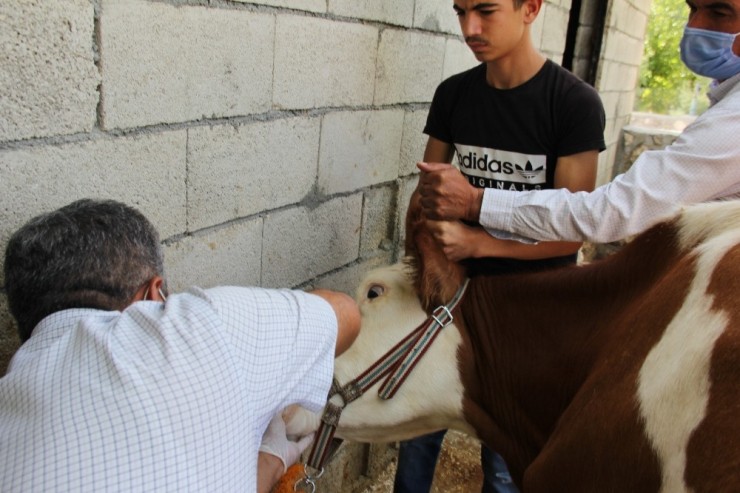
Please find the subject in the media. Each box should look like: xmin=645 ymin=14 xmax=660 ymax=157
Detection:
xmin=637 ymin=212 xmax=739 ymax=493
xmin=325 ymin=263 xmax=472 ymax=443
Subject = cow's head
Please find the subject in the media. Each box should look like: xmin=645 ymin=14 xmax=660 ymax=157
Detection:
xmin=285 ymin=188 xmax=472 ymax=443
xmin=285 ymin=261 xmax=474 ymax=444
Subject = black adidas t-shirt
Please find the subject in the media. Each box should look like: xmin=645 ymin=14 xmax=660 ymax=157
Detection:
xmin=424 ymin=60 xmax=606 ymax=275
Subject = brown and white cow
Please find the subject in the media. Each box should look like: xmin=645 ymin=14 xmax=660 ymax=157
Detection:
xmin=289 ymin=200 xmax=740 ymax=492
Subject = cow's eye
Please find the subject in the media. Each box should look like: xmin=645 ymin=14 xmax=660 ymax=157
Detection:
xmin=367 ymin=284 xmax=385 ymax=299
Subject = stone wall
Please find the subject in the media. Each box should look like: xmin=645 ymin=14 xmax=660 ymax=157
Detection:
xmin=595 ymin=0 xmax=653 ymax=184
xmin=0 ymin=0 xmax=653 ymax=490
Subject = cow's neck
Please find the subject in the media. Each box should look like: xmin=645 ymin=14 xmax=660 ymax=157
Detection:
xmin=456 ymin=271 xmax=603 ymax=473
xmin=450 ymin=223 xmax=685 ymax=482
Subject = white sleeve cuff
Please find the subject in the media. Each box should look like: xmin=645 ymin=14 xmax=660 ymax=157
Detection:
xmin=479 ymin=190 xmax=538 ymax=244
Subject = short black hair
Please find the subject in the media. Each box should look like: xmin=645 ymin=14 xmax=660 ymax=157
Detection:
xmin=4 ymin=199 xmax=165 ymax=342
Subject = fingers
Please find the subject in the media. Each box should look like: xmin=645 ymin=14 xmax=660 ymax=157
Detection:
xmin=271 ymin=414 xmax=288 ymax=433
xmin=414 ymin=162 xmax=475 ymax=221
xmin=417 ymin=161 xmax=452 ymax=173
xmin=425 ymin=220 xmax=453 ymax=244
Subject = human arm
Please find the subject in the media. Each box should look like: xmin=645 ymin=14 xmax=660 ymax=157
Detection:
xmin=307 ymin=289 xmax=360 ymax=356
xmin=257 ymin=453 xmax=284 ymax=493
xmin=479 ymin=97 xmax=740 ymax=243
xmin=257 ymin=413 xmax=314 ymax=492
xmin=427 ymin=150 xmax=598 ymax=260
xmin=203 ymin=285 xmax=360 ymax=434
xmin=411 ymin=136 xmax=483 ymax=220
xmin=252 ymin=291 xmax=357 ymax=492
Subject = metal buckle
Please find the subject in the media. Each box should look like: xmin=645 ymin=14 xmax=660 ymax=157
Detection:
xmin=294 ymin=466 xmax=325 ymax=492
xmin=321 ymin=402 xmax=343 ymax=427
xmin=430 ymin=305 xmax=453 ymax=327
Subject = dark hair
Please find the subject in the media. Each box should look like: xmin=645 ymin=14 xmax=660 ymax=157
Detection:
xmin=4 ymin=199 xmax=165 ymax=342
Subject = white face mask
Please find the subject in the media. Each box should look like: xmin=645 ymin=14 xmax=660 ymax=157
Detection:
xmin=680 ymin=25 xmax=740 ymax=81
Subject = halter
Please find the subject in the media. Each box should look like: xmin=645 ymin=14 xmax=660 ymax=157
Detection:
xmin=294 ymin=279 xmax=470 ymax=492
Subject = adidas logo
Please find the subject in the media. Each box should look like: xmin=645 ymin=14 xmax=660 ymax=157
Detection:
xmin=515 ymin=161 xmax=544 ymax=180
xmin=454 ymin=146 xmax=547 ymax=183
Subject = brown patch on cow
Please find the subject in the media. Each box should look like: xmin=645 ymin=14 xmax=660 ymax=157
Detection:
xmin=685 ymin=243 xmax=740 ymax=492
xmin=403 ymin=195 xmax=740 ymax=490
xmin=405 ymin=189 xmax=465 ymax=311
xmin=449 ymin=220 xmax=700 ymax=490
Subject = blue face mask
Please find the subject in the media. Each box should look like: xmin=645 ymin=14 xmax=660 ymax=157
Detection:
xmin=680 ymin=26 xmax=740 ymax=81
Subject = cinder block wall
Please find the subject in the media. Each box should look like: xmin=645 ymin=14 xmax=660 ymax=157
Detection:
xmin=595 ymin=0 xmax=653 ymax=184
xmin=0 ymin=0 xmax=651 ymax=490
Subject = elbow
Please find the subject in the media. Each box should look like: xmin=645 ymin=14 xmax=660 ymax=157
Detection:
xmin=311 ymin=288 xmax=360 ymax=356
xmin=334 ymin=293 xmax=361 ymax=356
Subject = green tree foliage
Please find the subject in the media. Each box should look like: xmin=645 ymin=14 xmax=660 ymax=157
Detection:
xmin=636 ymin=0 xmax=711 ymax=115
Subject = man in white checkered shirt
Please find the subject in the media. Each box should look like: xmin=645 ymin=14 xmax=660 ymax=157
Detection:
xmin=0 ymin=199 xmax=360 ymax=493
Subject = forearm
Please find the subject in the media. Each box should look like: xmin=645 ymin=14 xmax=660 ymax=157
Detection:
xmin=257 ymin=452 xmax=284 ymax=493
xmin=473 ymin=228 xmax=581 ymax=260
xmin=308 ymin=289 xmax=361 ymax=356
xmin=479 ymin=103 xmax=740 ymax=243
xmin=480 ymin=169 xmax=679 ymax=243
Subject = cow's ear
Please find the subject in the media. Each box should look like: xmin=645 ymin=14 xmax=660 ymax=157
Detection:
xmin=405 ymin=186 xmax=465 ymax=311
xmin=404 ymin=188 xmax=425 ymax=257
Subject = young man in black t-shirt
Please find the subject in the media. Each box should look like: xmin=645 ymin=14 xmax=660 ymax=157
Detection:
xmin=394 ymin=1 xmax=605 ymax=492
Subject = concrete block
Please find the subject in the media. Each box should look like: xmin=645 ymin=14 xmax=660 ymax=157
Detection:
xmin=329 ymin=0 xmax=414 ymax=27
xmin=611 ymin=3 xmax=648 ymax=38
xmin=274 ymin=15 xmax=377 ymax=109
xmin=443 ymin=38 xmax=479 ymax=80
xmin=617 ymin=91 xmax=638 ymax=121
xmin=604 ymin=117 xmax=618 ymax=150
xmin=100 ymin=0 xmax=274 ymax=129
xmin=598 ymin=92 xmax=620 ymax=121
xmin=0 ymin=131 xmax=188 ymax=284
xmin=539 ymin=4 xmax=569 ymax=56
xmin=262 ymin=194 xmax=362 ymax=288
xmin=603 ymin=29 xmax=644 ymax=65
xmin=231 ymin=0 xmax=325 ymax=13
xmin=0 ymin=296 xmax=20 ymax=377
xmin=318 ymin=110 xmax=404 ymax=195
xmin=399 ymin=109 xmax=428 ymax=177
xmin=375 ymin=30 xmax=445 ymax=105
xmin=164 ymin=217 xmax=262 ymax=293
xmin=188 ymin=117 xmax=320 ymax=231
xmin=531 ymin=6 xmax=546 ymax=49
xmin=598 ymin=61 xmax=638 ymax=92
xmin=414 ymin=0 xmax=459 ymax=34
xmin=360 ymin=185 xmax=398 ymax=257
xmin=633 ymin=0 xmax=653 ymax=16
xmin=598 ymin=144 xmax=618 ymax=185
xmin=0 ymin=0 xmax=99 ymax=142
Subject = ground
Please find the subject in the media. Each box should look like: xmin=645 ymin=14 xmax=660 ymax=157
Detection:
xmin=359 ymin=431 xmax=483 ymax=493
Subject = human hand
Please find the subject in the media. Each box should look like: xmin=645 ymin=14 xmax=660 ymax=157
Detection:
xmin=426 ymin=220 xmax=480 ymax=262
xmin=417 ymin=162 xmax=483 ymax=222
xmin=259 ymin=414 xmax=315 ymax=472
